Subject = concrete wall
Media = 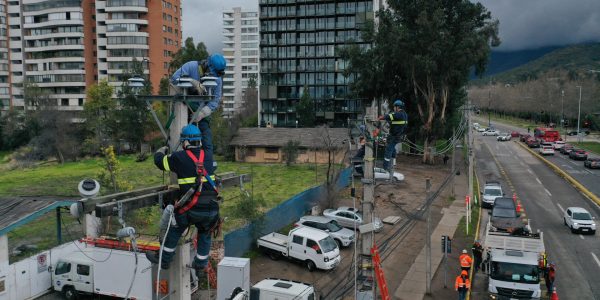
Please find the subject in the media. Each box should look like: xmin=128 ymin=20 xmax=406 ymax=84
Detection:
xmin=235 ymin=146 xmax=346 ymax=164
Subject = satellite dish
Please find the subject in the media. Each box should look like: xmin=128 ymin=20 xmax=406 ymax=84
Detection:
xmin=78 ymin=179 xmax=100 ymax=198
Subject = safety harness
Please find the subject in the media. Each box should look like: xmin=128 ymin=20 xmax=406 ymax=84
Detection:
xmin=176 ymin=149 xmax=218 ymax=214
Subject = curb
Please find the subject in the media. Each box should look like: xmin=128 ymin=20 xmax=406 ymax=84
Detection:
xmin=516 ymin=141 xmax=600 ymax=206
xmin=466 ymin=173 xmax=482 ymax=300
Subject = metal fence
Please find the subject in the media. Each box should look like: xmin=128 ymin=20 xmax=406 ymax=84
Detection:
xmin=224 ymin=168 xmax=351 ymax=257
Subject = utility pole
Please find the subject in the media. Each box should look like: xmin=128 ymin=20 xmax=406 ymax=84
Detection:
xmin=576 ymin=86 xmax=582 ymax=143
xmin=451 ymin=127 xmax=456 ymax=198
xmin=488 ymin=78 xmax=492 ymax=127
xmin=467 ymin=99 xmax=474 ymax=222
xmin=425 ymin=178 xmax=432 ymax=295
xmin=561 ymin=90 xmax=565 ymax=141
xmin=360 ymin=109 xmax=377 ymax=299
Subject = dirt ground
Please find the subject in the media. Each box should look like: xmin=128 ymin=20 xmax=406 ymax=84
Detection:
xmin=249 ymin=154 xmax=474 ymax=299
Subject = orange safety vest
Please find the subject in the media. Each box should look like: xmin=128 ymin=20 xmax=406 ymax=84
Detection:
xmin=460 ymin=254 xmax=473 ymax=268
xmin=455 ymin=276 xmax=471 ymax=290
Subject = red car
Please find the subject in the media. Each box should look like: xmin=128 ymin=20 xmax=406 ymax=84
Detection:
xmin=520 ymin=134 xmax=531 ymax=142
xmin=511 ymin=131 xmax=520 ymax=137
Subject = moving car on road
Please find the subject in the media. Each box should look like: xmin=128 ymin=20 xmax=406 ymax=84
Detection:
xmin=483 ymin=128 xmax=500 ymax=136
xmin=552 ymin=140 xmax=565 ymax=150
xmin=564 ymin=207 xmax=596 ymax=234
xmin=584 ymin=157 xmax=600 ymax=169
xmin=539 ymin=145 xmax=554 ymax=155
xmin=569 ymin=149 xmax=588 ymax=160
xmin=511 ymin=131 xmax=520 ymax=137
xmin=526 ymin=138 xmax=540 ymax=148
xmin=567 ymin=129 xmax=590 ymax=136
xmin=559 ymin=144 xmax=574 ymax=155
xmin=519 ymin=134 xmax=531 ymax=142
xmin=490 ymin=205 xmax=524 ymax=232
xmin=476 ymin=127 xmax=487 ymax=133
xmin=323 ymin=206 xmax=383 ymax=232
xmin=496 ymin=133 xmax=511 ymax=141
xmin=295 ymin=216 xmax=355 ymax=247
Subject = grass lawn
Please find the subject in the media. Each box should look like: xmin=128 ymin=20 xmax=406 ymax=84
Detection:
xmin=1 ymin=154 xmax=330 ymax=261
xmin=572 ymin=142 xmax=600 ymax=155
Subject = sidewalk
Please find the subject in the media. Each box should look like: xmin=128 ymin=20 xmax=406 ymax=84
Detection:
xmin=393 ymin=196 xmax=466 ymax=299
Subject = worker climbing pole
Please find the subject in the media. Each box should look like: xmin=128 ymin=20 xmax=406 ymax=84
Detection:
xmin=378 ymin=99 xmax=408 ymax=176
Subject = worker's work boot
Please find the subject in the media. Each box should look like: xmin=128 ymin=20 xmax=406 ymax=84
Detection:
xmin=192 ymin=260 xmax=208 ymax=285
xmin=145 ymin=251 xmax=169 ymax=270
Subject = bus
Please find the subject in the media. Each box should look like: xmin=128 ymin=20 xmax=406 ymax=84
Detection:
xmin=534 ymin=127 xmax=561 ymax=142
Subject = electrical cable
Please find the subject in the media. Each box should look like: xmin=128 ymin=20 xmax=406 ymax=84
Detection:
xmin=156 ymin=210 xmax=174 ymax=300
xmin=59 ymin=211 xmax=114 ymax=263
xmin=124 ymin=237 xmax=139 ymax=300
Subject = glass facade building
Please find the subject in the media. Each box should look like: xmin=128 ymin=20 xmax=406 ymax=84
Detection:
xmin=259 ymin=0 xmax=374 ymax=127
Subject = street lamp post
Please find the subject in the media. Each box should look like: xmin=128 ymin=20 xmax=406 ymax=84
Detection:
xmin=561 ymin=90 xmax=565 ymax=141
xmin=576 ymin=86 xmax=582 ymax=142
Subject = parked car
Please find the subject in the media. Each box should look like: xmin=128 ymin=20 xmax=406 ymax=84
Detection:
xmin=476 ymin=127 xmax=487 ymax=133
xmin=539 ymin=145 xmax=554 ymax=155
xmin=510 ymin=131 xmax=520 ymax=137
xmin=323 ymin=207 xmax=383 ymax=232
xmin=483 ymin=128 xmax=500 ymax=136
xmin=496 ymin=133 xmax=511 ymax=141
xmin=519 ymin=134 xmax=531 ymax=142
xmin=569 ymin=149 xmax=588 ymax=160
xmin=472 ymin=123 xmax=480 ymax=130
xmin=295 ymin=216 xmax=355 ymax=247
xmin=567 ymin=130 xmax=590 ymax=136
xmin=526 ymin=138 xmax=540 ymax=148
xmin=584 ymin=158 xmax=600 ymax=169
xmin=553 ymin=141 xmax=566 ymax=150
xmin=560 ymin=144 xmax=574 ymax=155
xmin=481 ymin=181 xmax=503 ymax=208
xmin=373 ymin=167 xmax=405 ymax=182
xmin=257 ymin=227 xmax=341 ymax=271
xmin=563 ymin=207 xmax=596 ymax=234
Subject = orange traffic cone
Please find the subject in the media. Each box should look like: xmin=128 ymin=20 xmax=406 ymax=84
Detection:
xmin=550 ymin=287 xmax=559 ymax=300
xmin=516 ymin=202 xmax=522 ymax=214
xmin=513 ymin=193 xmax=517 ymax=203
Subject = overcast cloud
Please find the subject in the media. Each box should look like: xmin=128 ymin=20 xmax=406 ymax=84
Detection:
xmin=182 ymin=0 xmax=600 ymax=53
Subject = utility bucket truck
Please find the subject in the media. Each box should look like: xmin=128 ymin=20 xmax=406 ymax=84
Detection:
xmin=483 ymin=222 xmax=545 ymax=299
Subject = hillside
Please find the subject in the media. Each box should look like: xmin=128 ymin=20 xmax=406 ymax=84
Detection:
xmin=471 ymin=43 xmax=600 ymax=85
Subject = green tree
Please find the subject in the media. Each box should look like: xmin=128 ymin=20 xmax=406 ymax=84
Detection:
xmin=83 ymin=80 xmax=117 ymax=153
xmin=97 ymin=145 xmax=132 ymax=193
xmin=159 ymin=77 xmax=170 ymax=95
xmin=296 ymin=86 xmax=315 ymax=127
xmin=342 ymin=0 xmax=499 ymax=163
xmin=169 ymin=37 xmax=209 ymax=72
xmin=282 ymin=140 xmax=301 ymax=166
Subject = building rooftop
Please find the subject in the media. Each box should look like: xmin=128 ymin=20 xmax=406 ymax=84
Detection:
xmin=230 ymin=127 xmax=349 ymax=149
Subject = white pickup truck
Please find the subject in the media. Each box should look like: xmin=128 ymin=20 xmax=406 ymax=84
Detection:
xmin=257 ymin=227 xmax=341 ymax=272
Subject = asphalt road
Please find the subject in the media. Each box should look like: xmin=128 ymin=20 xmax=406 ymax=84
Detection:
xmin=475 ymin=120 xmax=600 ymax=198
xmin=473 ymin=132 xmax=600 ymax=299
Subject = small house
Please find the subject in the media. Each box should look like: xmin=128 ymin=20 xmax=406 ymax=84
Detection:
xmin=230 ymin=127 xmax=350 ymax=164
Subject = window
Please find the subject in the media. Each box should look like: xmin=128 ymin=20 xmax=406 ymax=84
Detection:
xmin=306 ymin=239 xmax=320 ymax=252
xmin=61 ymin=99 xmax=69 ymax=106
xmin=78 ymin=99 xmax=84 ymax=106
xmin=77 ymin=264 xmax=90 ymax=276
xmin=265 ymin=147 xmax=278 ymax=154
xmin=292 ymin=235 xmax=303 ymax=245
xmin=55 ymin=262 xmax=71 ymax=275
xmin=246 ymin=147 xmax=256 ymax=157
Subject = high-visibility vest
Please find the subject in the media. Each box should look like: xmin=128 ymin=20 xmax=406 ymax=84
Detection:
xmin=455 ymin=276 xmax=471 ymax=290
xmin=460 ymin=254 xmax=473 ymax=268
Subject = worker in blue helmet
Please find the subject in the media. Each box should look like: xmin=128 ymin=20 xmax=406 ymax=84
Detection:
xmin=378 ymin=99 xmax=408 ymax=171
xmin=146 ymin=124 xmax=220 ymax=281
xmin=170 ymin=54 xmax=227 ymax=161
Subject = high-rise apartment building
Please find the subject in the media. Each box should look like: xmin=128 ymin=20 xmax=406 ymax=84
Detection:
xmin=258 ymin=0 xmax=380 ymax=127
xmin=222 ymin=7 xmax=259 ymax=118
xmin=0 ymin=0 xmax=181 ymax=112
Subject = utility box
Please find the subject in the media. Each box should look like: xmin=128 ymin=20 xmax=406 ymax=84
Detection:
xmin=217 ymin=257 xmax=250 ymax=300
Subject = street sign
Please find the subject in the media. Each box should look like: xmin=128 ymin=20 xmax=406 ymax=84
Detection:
xmin=441 ymin=236 xmax=452 ymax=254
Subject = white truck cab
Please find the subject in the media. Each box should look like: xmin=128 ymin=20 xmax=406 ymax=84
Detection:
xmin=258 ymin=227 xmax=341 ymax=271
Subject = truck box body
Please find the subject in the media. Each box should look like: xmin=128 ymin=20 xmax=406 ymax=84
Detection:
xmin=250 ymin=278 xmax=315 ymax=300
xmin=484 ymin=223 xmax=545 ymax=299
xmin=52 ymin=247 xmax=152 ymax=300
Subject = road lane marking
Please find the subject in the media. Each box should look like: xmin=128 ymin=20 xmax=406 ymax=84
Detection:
xmin=579 ymin=235 xmax=585 ymax=240
xmin=544 ymin=189 xmax=552 ymax=196
xmin=535 ymin=178 xmax=542 ymax=185
xmin=557 ymin=203 xmax=565 ymax=212
xmin=528 ymin=169 xmax=534 ymax=174
xmin=592 ymin=253 xmax=600 ymax=269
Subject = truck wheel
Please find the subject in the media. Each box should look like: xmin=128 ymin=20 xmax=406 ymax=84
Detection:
xmin=306 ymin=260 xmax=316 ymax=272
xmin=335 ymin=239 xmax=342 ymax=248
xmin=269 ymin=251 xmax=281 ymax=260
xmin=63 ymin=287 xmax=77 ymax=300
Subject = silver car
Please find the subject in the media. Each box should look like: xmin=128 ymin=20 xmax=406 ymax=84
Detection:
xmin=323 ymin=206 xmax=383 ymax=232
xmin=295 ymin=216 xmax=355 ymax=247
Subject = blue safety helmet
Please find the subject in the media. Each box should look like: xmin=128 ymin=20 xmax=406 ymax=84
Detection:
xmin=208 ymin=54 xmax=227 ymax=76
xmin=180 ymin=124 xmax=202 ymax=142
xmin=393 ymin=99 xmax=405 ymax=108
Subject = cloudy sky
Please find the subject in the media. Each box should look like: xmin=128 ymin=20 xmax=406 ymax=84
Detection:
xmin=182 ymin=0 xmax=600 ymax=53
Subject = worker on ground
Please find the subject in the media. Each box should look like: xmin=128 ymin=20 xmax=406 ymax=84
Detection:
xmin=146 ymin=124 xmax=220 ymax=280
xmin=170 ymin=54 xmax=227 ymax=161
xmin=545 ymin=263 xmax=556 ymax=295
xmin=460 ymin=249 xmax=473 ymax=273
xmin=472 ymin=240 xmax=483 ymax=273
xmin=378 ymin=99 xmax=408 ymax=172
xmin=455 ymin=270 xmax=471 ymax=300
